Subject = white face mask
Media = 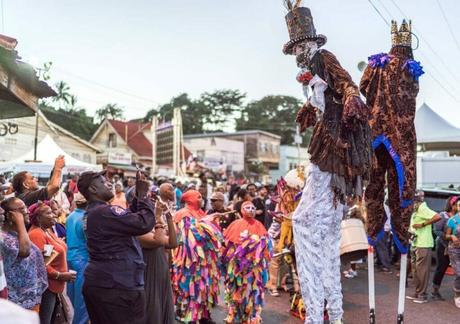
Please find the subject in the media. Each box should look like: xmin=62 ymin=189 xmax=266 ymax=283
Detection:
xmin=295 ymin=41 xmax=318 ymax=68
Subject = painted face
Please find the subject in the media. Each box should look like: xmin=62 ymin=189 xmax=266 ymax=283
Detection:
xmin=294 ymin=40 xmax=318 ymax=68
xmin=241 ymin=202 xmax=256 ymax=219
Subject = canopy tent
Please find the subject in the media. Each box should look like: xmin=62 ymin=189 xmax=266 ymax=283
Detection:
xmin=415 ymin=103 xmax=460 ymax=143
xmin=415 ymin=103 xmax=460 ymax=155
xmin=0 ymin=135 xmax=102 ymax=176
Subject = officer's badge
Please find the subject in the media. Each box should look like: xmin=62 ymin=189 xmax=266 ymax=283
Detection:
xmin=111 ymin=206 xmax=127 ymax=216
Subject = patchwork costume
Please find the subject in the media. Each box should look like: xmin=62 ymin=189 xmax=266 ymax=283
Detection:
xmin=282 ymin=2 xmax=371 ymax=323
xmin=172 ymin=190 xmax=222 ymax=323
xmin=222 ymin=201 xmax=272 ymax=324
xmin=360 ymin=20 xmax=423 ymax=249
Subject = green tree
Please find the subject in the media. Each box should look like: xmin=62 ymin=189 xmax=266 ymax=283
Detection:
xmin=199 ymin=89 xmax=246 ymax=131
xmin=236 ymin=95 xmax=311 ymax=145
xmin=95 ymin=103 xmax=124 ymax=122
xmin=144 ymin=90 xmax=245 ymax=134
xmin=52 ymin=81 xmax=72 ymax=110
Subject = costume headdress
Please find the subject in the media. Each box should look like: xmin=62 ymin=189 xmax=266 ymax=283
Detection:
xmin=391 ymin=20 xmax=412 ymax=48
xmin=283 ymin=1 xmax=327 ymax=55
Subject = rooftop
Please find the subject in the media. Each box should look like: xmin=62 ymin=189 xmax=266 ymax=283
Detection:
xmin=184 ymin=130 xmax=282 ymax=140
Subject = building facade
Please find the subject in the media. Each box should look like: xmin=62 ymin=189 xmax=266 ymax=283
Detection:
xmin=269 ymin=145 xmax=310 ymax=183
xmin=183 ymin=136 xmax=245 ymax=173
xmin=0 ymin=111 xmax=99 ymax=164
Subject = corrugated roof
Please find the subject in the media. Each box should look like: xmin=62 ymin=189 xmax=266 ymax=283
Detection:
xmin=184 ymin=130 xmax=282 ymax=140
xmin=108 ymin=120 xmax=153 ymax=157
xmin=415 ymin=103 xmax=460 ymax=143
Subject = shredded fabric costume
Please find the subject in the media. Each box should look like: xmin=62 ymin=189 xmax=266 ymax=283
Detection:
xmin=282 ymin=5 xmax=372 ymax=323
xmin=360 ymin=33 xmax=423 ymax=248
xmin=294 ymin=50 xmax=371 ymax=324
xmin=172 ymin=216 xmax=222 ymax=323
xmin=222 ymin=212 xmax=272 ymax=323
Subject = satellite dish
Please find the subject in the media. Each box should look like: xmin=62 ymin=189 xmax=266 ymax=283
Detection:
xmin=357 ymin=61 xmax=367 ymax=72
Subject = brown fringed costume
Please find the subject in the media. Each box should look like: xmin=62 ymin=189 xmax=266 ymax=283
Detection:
xmin=297 ymin=49 xmax=372 ymax=200
xmin=360 ymin=20 xmax=423 ymax=249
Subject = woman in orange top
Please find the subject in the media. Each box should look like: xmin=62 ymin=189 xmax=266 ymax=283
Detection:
xmin=28 ymin=201 xmax=76 ymax=324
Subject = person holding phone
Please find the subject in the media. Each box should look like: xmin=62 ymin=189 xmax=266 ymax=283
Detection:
xmin=77 ymin=170 xmax=155 ymax=324
xmin=0 ymin=198 xmax=47 ymax=311
xmin=28 ymin=200 xmax=75 ymax=324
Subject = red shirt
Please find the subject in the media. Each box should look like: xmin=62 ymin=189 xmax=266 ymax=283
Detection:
xmin=29 ymin=226 xmax=68 ymax=293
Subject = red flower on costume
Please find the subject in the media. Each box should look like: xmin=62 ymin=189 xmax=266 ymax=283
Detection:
xmin=297 ymin=70 xmax=314 ymax=84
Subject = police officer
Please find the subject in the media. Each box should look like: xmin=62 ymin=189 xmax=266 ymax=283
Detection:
xmin=77 ymin=170 xmax=155 ymax=324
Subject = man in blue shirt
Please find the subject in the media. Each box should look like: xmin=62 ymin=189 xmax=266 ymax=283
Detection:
xmin=66 ymin=192 xmax=89 ymax=324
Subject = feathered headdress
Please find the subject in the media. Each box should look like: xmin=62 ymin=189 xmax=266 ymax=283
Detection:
xmin=284 ymin=0 xmax=303 ymax=10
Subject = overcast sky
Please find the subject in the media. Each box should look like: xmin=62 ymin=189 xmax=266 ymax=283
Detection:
xmin=3 ymin=0 xmax=460 ymax=126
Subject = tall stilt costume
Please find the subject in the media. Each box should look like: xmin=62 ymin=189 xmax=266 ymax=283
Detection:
xmin=282 ymin=2 xmax=372 ymax=323
xmin=360 ymin=20 xmax=423 ymax=323
xmin=222 ymin=201 xmax=272 ymax=324
xmin=172 ymin=190 xmax=222 ymax=323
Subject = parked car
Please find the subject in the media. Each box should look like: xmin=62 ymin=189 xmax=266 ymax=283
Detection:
xmin=422 ymin=188 xmax=460 ymax=212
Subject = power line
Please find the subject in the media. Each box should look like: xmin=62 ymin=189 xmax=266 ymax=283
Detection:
xmin=366 ymin=0 xmax=460 ymax=102
xmin=389 ymin=0 xmax=460 ymax=85
xmin=435 ymin=0 xmax=460 ymax=55
xmin=375 ymin=0 xmax=393 ymax=22
xmin=53 ymin=67 xmax=161 ymax=105
xmin=367 ymin=0 xmax=390 ymax=26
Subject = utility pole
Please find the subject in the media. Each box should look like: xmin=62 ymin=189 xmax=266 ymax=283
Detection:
xmin=294 ymin=125 xmax=302 ymax=167
xmin=150 ymin=115 xmax=158 ymax=176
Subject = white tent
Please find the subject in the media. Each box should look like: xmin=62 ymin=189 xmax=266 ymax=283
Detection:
xmin=415 ymin=103 xmax=460 ymax=144
xmin=0 ymin=135 xmax=102 ymax=176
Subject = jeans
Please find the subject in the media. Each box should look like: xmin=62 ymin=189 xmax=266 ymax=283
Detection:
xmin=40 ymin=289 xmax=57 ymax=324
xmin=375 ymin=231 xmax=392 ymax=269
xmin=67 ymin=259 xmax=89 ymax=324
xmin=432 ymin=242 xmax=450 ymax=289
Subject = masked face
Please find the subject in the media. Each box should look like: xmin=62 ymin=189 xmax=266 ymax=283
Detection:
xmin=241 ymin=202 xmax=256 ymax=219
xmin=294 ymin=40 xmax=318 ymax=68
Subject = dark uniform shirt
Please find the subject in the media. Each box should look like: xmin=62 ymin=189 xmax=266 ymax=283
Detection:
xmin=207 ymin=208 xmax=236 ymax=230
xmin=84 ymin=198 xmax=155 ymax=290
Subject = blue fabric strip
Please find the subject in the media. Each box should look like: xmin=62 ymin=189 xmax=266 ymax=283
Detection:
xmin=368 ymin=228 xmax=385 ymax=247
xmin=372 ymin=135 xmax=412 ymax=208
xmin=391 ymin=224 xmax=409 ymax=254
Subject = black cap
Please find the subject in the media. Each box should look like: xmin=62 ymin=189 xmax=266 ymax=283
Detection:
xmin=77 ymin=170 xmax=106 ymax=199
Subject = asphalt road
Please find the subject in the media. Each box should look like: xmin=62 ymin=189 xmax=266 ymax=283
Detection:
xmin=205 ymin=266 xmax=459 ymax=324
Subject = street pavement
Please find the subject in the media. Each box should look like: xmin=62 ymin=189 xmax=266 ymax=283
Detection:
xmin=205 ymin=266 xmax=459 ymax=324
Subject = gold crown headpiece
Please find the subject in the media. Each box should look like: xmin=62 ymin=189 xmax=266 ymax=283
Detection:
xmin=391 ymin=19 xmax=412 ymax=47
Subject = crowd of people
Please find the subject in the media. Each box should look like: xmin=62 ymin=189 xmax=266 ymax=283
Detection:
xmin=0 ymin=156 xmax=460 ymax=324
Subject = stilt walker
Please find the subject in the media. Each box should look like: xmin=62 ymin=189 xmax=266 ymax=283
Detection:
xmin=360 ymin=20 xmax=424 ymax=324
xmin=282 ymin=1 xmax=372 ymax=323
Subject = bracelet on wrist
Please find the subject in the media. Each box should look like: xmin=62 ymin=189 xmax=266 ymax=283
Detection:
xmin=56 ymin=272 xmax=60 ymax=280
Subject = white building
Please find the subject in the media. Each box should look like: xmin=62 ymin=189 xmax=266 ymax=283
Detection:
xmin=0 ymin=111 xmax=99 ymax=164
xmin=183 ymin=135 xmax=245 ymax=173
xmin=269 ymin=145 xmax=310 ymax=183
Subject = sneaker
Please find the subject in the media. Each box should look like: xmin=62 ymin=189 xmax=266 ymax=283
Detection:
xmin=381 ymin=267 xmax=392 ymax=273
xmin=269 ymin=289 xmax=280 ymax=297
xmin=431 ymin=292 xmax=445 ymax=301
xmin=344 ymin=271 xmax=355 ymax=279
xmin=413 ymin=295 xmax=428 ymax=304
xmin=455 ymin=296 xmax=460 ymax=309
xmin=406 ymin=294 xmax=418 ymax=300
xmin=348 ymin=269 xmax=358 ymax=277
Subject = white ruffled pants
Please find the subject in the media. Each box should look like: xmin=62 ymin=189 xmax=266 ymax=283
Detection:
xmin=293 ymin=164 xmax=344 ymax=324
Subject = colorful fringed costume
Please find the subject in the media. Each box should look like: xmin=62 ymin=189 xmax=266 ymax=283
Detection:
xmin=222 ymin=202 xmax=272 ymax=324
xmin=360 ymin=20 xmax=423 ymax=249
xmin=172 ymin=216 xmax=222 ymax=323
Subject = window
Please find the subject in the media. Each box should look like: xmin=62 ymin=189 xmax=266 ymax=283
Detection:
xmin=4 ymin=138 xmax=17 ymax=145
xmin=108 ymin=133 xmax=117 ymax=148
